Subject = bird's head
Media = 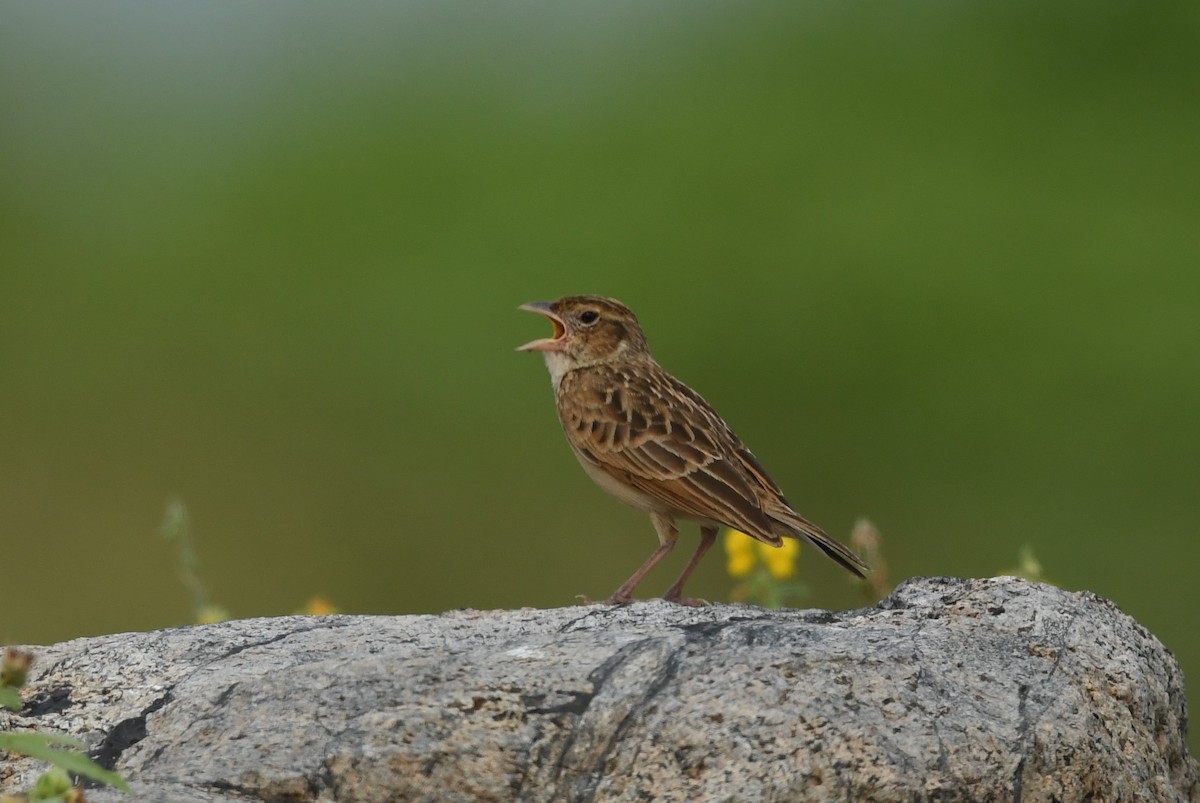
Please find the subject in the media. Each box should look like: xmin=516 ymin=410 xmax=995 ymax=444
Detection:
xmin=517 ymin=295 xmax=650 ymax=380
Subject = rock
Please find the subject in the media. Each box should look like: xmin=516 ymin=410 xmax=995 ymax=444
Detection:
xmin=1 ymin=577 xmax=1195 ymax=802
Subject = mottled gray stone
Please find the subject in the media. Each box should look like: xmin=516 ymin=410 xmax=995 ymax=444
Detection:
xmin=2 ymin=577 xmax=1195 ymax=802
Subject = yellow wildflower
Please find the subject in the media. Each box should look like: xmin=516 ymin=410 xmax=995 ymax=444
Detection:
xmin=301 ymin=596 xmax=340 ymax=616
xmin=724 ymin=528 xmax=800 ymax=579
xmin=724 ymin=529 xmax=759 ymax=577
xmin=762 ymin=537 xmax=800 ymax=579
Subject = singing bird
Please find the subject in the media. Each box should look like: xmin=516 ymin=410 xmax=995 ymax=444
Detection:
xmin=518 ymin=295 xmax=867 ymax=605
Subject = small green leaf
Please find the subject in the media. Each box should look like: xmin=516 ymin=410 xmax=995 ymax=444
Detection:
xmin=0 ymin=733 xmax=129 ymax=792
xmin=0 ymin=733 xmax=86 ymax=751
xmin=34 ymin=751 xmax=129 ymax=793
xmin=0 ymin=686 xmax=20 ymax=711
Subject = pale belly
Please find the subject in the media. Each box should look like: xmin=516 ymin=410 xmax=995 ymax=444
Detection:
xmin=572 ymin=449 xmax=722 ymax=528
xmin=575 ymin=452 xmax=663 ymax=511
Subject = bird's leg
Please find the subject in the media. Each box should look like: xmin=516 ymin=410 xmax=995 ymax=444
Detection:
xmin=661 ymin=525 xmax=718 ymax=606
xmin=605 ymin=512 xmax=678 ymax=604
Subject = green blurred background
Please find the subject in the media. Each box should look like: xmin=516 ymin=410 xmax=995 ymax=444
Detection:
xmin=3 ymin=0 xmax=1197 ymax=751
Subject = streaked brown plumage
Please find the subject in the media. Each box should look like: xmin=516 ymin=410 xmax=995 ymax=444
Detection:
xmin=518 ymin=295 xmax=867 ymax=605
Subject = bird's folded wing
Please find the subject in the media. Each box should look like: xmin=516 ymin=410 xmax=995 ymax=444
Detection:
xmin=559 ymin=368 xmax=781 ymax=543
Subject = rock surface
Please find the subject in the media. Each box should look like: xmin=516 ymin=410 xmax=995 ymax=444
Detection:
xmin=2 ymin=576 xmax=1195 ymax=802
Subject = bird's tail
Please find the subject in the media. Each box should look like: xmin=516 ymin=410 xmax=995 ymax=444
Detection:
xmin=765 ymin=501 xmax=869 ymax=579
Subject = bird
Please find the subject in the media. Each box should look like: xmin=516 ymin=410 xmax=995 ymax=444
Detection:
xmin=517 ymin=294 xmax=868 ymax=605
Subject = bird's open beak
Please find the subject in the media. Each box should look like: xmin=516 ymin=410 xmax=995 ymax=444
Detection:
xmin=516 ymin=301 xmax=569 ymax=352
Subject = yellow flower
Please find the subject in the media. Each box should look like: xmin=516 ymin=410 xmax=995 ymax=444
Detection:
xmin=724 ymin=529 xmax=758 ymax=578
xmin=301 ymin=595 xmax=340 ymax=616
xmin=762 ymin=537 xmax=799 ymax=579
xmin=724 ymin=528 xmax=800 ymax=579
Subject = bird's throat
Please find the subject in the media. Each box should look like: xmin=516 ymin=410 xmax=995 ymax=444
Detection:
xmin=543 ymin=351 xmax=574 ymax=390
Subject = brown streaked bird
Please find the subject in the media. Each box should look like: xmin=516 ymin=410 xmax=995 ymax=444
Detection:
xmin=518 ymin=294 xmax=868 ymax=605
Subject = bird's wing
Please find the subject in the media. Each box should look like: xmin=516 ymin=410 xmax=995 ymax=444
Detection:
xmin=557 ymin=363 xmax=782 ymax=544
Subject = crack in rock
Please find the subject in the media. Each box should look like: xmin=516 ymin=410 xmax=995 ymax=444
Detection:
xmin=88 ymin=690 xmax=173 ymax=775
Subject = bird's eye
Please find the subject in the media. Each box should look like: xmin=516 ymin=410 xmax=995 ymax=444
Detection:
xmin=579 ymin=310 xmax=600 ymax=326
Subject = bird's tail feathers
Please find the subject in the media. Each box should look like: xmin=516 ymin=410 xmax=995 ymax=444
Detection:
xmin=766 ymin=503 xmax=869 ymax=579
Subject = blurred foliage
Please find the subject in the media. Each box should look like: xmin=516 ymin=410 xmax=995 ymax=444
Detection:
xmin=849 ymin=519 xmax=892 ymax=603
xmin=159 ymin=497 xmax=338 ymax=621
xmin=1 ymin=649 xmax=34 ymax=712
xmin=1 ymin=0 xmax=1197 ymax=753
xmin=159 ymin=497 xmax=229 ymax=625
xmin=1002 ymin=546 xmax=1049 ymax=585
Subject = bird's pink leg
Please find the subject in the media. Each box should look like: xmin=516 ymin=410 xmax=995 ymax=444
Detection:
xmin=661 ymin=525 xmax=718 ymax=606
xmin=605 ymin=512 xmax=678 ymax=604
